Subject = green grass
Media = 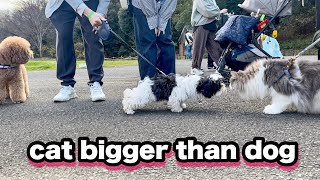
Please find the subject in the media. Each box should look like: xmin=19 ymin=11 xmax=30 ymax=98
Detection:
xmin=25 ymin=59 xmax=138 ymax=71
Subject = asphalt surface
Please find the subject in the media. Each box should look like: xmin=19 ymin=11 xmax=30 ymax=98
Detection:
xmin=0 ymin=58 xmax=319 ymax=180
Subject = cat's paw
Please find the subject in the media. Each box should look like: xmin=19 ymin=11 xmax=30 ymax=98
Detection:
xmin=263 ymin=105 xmax=283 ymax=115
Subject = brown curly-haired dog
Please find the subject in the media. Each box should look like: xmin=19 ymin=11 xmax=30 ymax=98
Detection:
xmin=0 ymin=36 xmax=33 ymax=103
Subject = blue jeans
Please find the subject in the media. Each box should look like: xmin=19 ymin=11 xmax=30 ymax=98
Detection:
xmin=186 ymin=45 xmax=192 ymax=59
xmin=50 ymin=1 xmax=104 ymax=87
xmin=132 ymin=6 xmax=176 ymax=80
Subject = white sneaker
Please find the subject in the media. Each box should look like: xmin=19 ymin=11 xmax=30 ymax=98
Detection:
xmin=53 ymin=85 xmax=77 ymax=102
xmin=90 ymin=82 xmax=106 ymax=102
xmin=191 ymin=68 xmax=204 ymax=75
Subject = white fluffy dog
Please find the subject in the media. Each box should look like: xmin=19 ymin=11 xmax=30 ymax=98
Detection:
xmin=122 ymin=72 xmax=226 ymax=114
xmin=230 ymin=59 xmax=320 ymax=114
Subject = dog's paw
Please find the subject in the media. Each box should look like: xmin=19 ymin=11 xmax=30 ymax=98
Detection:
xmin=181 ymin=103 xmax=187 ymax=109
xmin=263 ymin=105 xmax=283 ymax=115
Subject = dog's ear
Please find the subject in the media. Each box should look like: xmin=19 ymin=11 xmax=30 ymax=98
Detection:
xmin=199 ymin=79 xmax=214 ymax=98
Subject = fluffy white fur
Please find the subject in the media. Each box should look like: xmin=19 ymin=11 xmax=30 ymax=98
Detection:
xmin=236 ymin=61 xmax=269 ymax=100
xmin=122 ymin=73 xmax=225 ymax=114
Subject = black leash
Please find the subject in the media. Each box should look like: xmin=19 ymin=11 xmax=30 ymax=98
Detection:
xmin=96 ymin=21 xmax=167 ymax=77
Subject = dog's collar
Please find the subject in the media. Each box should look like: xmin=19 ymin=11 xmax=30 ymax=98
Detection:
xmin=273 ymin=68 xmax=293 ymax=84
xmin=0 ymin=65 xmax=16 ymax=69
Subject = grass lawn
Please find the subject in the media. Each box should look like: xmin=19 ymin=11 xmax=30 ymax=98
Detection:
xmin=25 ymin=59 xmax=138 ymax=71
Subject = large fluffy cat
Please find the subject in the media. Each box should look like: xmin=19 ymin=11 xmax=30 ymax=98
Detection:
xmin=230 ymin=59 xmax=320 ymax=114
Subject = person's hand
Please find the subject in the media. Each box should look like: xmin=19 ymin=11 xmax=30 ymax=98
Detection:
xmin=90 ymin=13 xmax=106 ymax=27
xmin=220 ymin=8 xmax=228 ymax=14
xmin=155 ymin=28 xmax=161 ymax=37
xmin=84 ymin=8 xmax=106 ymax=28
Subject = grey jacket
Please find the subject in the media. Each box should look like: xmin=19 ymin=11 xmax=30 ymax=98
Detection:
xmin=191 ymin=0 xmax=221 ymax=27
xmin=132 ymin=0 xmax=177 ymax=32
xmin=45 ymin=0 xmax=110 ymax=18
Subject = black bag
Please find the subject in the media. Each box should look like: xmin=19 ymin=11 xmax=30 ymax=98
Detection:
xmin=215 ymin=15 xmax=258 ymax=45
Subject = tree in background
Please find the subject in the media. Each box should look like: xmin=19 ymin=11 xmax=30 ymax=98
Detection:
xmin=2 ymin=0 xmax=53 ymax=57
xmin=0 ymin=13 xmax=11 ymax=40
xmin=117 ymin=9 xmax=135 ymax=57
xmin=226 ymin=0 xmax=244 ymax=15
xmin=103 ymin=0 xmax=123 ymax=58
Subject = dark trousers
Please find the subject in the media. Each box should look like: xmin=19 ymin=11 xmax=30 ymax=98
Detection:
xmin=192 ymin=26 xmax=222 ymax=69
xmin=208 ymin=54 xmax=214 ymax=68
xmin=50 ymin=1 xmax=104 ymax=87
xmin=132 ymin=7 xmax=175 ymax=80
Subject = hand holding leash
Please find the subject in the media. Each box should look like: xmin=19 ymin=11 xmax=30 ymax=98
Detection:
xmin=94 ymin=20 xmax=113 ymax=41
xmin=84 ymin=8 xmax=106 ymax=28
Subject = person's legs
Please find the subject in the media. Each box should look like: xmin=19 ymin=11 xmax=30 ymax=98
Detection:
xmin=49 ymin=1 xmax=77 ymax=87
xmin=192 ymin=26 xmax=209 ymax=70
xmin=206 ymin=31 xmax=223 ymax=66
xmin=132 ymin=6 xmax=158 ymax=80
xmin=77 ymin=0 xmax=104 ymax=85
xmin=76 ymin=1 xmax=106 ymax=102
xmin=157 ymin=19 xmax=175 ymax=75
xmin=207 ymin=54 xmax=214 ymax=68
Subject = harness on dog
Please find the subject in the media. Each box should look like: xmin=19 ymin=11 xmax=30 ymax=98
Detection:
xmin=0 ymin=65 xmax=16 ymax=69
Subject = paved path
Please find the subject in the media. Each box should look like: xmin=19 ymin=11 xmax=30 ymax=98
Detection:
xmin=0 ymin=58 xmax=319 ymax=179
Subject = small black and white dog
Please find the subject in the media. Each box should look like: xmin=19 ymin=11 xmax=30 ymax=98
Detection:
xmin=122 ymin=72 xmax=226 ymax=114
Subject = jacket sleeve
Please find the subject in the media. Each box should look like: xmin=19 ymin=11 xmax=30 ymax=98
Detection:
xmin=96 ymin=0 xmax=111 ymax=17
xmin=158 ymin=0 xmax=177 ymax=32
xmin=196 ymin=0 xmax=220 ymax=19
xmin=65 ymin=0 xmax=88 ymax=16
xmin=139 ymin=0 xmax=158 ymax=30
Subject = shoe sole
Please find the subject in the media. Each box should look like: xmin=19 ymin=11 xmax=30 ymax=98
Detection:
xmin=92 ymin=97 xmax=106 ymax=102
xmin=53 ymin=93 xmax=77 ymax=103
